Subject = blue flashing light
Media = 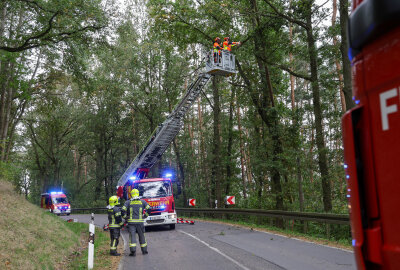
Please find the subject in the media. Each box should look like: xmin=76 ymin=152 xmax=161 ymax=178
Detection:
xmin=346 ymin=194 xmax=351 ymax=198
xmin=352 ymin=96 xmax=355 ymax=101
xmin=348 ymin=48 xmax=353 ymax=62
xmin=159 ymin=204 xmax=166 ymax=210
xmin=352 ymin=239 xmax=356 ymax=247
xmin=355 ymin=100 xmax=360 ymax=105
xmin=344 ymin=164 xmax=348 ymax=169
xmin=129 ymin=176 xmax=136 ymax=180
xmin=346 ymin=175 xmax=350 ymax=179
xmin=165 ymin=173 xmax=172 ymax=178
xmin=50 ymin=191 xmax=63 ymax=195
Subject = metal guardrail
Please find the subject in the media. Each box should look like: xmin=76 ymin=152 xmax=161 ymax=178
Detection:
xmin=176 ymin=208 xmax=350 ymax=225
xmin=71 ymin=207 xmax=349 ymax=225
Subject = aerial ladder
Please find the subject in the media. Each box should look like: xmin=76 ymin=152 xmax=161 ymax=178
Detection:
xmin=116 ymin=50 xmax=237 ymax=198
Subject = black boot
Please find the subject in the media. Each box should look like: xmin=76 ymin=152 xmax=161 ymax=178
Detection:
xmin=110 ymin=250 xmax=121 ymax=256
xmin=129 ymin=250 xmax=136 ymax=257
xmin=142 ymin=248 xmax=148 ymax=255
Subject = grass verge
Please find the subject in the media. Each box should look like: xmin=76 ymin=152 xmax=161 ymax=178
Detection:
xmin=0 ymin=180 xmax=122 ymax=269
xmin=179 ymin=215 xmax=352 ymax=250
xmin=59 ymin=222 xmax=121 ymax=270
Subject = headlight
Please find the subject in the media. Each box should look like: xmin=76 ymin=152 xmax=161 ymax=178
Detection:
xmin=169 ymin=214 xmax=176 ymax=219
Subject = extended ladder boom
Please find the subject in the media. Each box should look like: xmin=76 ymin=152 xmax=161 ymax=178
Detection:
xmin=117 ymin=72 xmax=212 ymax=186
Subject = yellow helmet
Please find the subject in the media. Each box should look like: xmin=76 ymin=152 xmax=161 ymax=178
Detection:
xmin=131 ymin=189 xmax=140 ymax=199
xmin=109 ymin=195 xmax=119 ymax=206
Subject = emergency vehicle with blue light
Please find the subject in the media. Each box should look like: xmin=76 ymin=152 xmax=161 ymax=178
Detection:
xmin=40 ymin=192 xmax=71 ymax=216
xmin=343 ymin=0 xmax=400 ymax=269
xmin=121 ymin=175 xmax=177 ymax=229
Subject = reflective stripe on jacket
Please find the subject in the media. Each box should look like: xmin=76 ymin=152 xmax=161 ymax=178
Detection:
xmin=107 ymin=205 xmax=123 ymax=228
xmin=213 ymin=42 xmax=221 ymax=52
xmin=122 ymin=199 xmax=151 ymax=224
xmin=223 ymin=41 xmax=239 ymax=52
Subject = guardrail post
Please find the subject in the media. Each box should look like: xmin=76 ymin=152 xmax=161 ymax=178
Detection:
xmin=88 ymin=213 xmax=95 ymax=269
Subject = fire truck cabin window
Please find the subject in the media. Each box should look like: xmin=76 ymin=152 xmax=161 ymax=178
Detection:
xmin=136 ymin=181 xmax=172 ymax=198
xmin=52 ymin=196 xmax=68 ymax=204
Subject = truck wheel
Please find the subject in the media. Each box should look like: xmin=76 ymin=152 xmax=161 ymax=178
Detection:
xmin=170 ymin=224 xmax=176 ymax=230
xmin=67 ymin=213 xmax=70 ymax=216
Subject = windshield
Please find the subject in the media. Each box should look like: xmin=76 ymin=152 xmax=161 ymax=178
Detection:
xmin=52 ymin=197 xmax=68 ymax=204
xmin=134 ymin=181 xmax=172 ymax=198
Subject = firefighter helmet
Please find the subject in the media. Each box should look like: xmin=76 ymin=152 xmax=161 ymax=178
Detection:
xmin=131 ymin=189 xmax=140 ymax=199
xmin=224 ymin=37 xmax=230 ymax=41
xmin=109 ymin=195 xmax=119 ymax=206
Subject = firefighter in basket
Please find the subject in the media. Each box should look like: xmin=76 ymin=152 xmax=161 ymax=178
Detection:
xmin=122 ymin=189 xmax=152 ymax=256
xmin=107 ymin=195 xmax=124 ymax=256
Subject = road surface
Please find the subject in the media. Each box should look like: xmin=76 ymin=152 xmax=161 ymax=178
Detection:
xmin=61 ymin=214 xmax=355 ymax=270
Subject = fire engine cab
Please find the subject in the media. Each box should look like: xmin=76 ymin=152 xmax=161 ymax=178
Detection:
xmin=41 ymin=192 xmax=71 ymax=216
xmin=121 ymin=176 xmax=177 ymax=229
xmin=343 ymin=0 xmax=400 ymax=269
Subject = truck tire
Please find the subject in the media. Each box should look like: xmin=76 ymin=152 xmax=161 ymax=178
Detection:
xmin=170 ymin=224 xmax=176 ymax=230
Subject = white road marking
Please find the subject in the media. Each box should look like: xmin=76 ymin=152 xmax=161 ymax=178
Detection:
xmin=178 ymin=230 xmax=251 ymax=270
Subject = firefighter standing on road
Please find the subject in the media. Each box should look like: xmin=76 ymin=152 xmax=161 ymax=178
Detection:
xmin=223 ymin=37 xmax=241 ymax=52
xmin=122 ymin=189 xmax=151 ymax=256
xmin=107 ymin=196 xmax=124 ymax=256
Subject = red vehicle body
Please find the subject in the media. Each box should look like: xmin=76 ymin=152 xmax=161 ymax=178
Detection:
xmin=117 ymin=177 xmax=177 ymax=229
xmin=343 ymin=0 xmax=400 ymax=269
xmin=40 ymin=192 xmax=71 ymax=216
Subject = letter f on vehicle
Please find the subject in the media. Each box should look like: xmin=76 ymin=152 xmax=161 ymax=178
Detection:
xmin=380 ymin=88 xmax=398 ymax=131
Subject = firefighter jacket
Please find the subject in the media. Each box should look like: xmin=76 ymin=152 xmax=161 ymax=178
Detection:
xmin=223 ymin=41 xmax=239 ymax=52
xmin=107 ymin=205 xmax=124 ymax=228
xmin=122 ymin=199 xmax=151 ymax=224
xmin=213 ymin=42 xmax=222 ymax=53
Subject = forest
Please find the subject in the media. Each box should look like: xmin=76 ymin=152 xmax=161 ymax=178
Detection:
xmin=0 ymin=0 xmax=353 ymax=215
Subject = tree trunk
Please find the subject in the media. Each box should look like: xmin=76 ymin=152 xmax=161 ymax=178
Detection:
xmin=225 ymin=87 xmax=236 ymax=196
xmin=236 ymin=101 xmax=248 ymax=199
xmin=173 ymin=139 xmax=187 ymax=206
xmin=248 ymin=0 xmax=284 ymax=213
xmin=332 ymin=0 xmax=346 ymax=112
xmin=305 ymin=4 xmax=332 ymax=212
xmin=339 ymin=0 xmax=354 ymax=110
xmin=211 ymin=76 xmax=223 ymax=208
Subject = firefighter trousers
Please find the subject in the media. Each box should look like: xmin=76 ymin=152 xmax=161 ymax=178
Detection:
xmin=109 ymin=228 xmax=120 ymax=253
xmin=128 ymin=223 xmax=147 ymax=253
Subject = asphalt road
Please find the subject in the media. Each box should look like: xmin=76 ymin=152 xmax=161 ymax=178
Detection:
xmin=61 ymin=214 xmax=356 ymax=270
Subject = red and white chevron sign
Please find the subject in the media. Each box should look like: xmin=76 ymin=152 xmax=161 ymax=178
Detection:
xmin=188 ymin=198 xmax=196 ymax=207
xmin=225 ymin=196 xmax=235 ymax=205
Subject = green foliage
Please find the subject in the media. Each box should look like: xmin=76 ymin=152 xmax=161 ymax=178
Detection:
xmin=3 ymin=0 xmax=349 ymax=227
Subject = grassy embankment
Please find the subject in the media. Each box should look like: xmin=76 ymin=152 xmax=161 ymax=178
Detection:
xmin=0 ymin=180 xmax=121 ymax=269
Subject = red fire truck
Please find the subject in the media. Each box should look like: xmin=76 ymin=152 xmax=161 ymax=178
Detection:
xmin=40 ymin=192 xmax=71 ymax=216
xmin=118 ymin=175 xmax=177 ymax=229
xmin=115 ymin=51 xmax=237 ymax=228
xmin=343 ymin=0 xmax=400 ymax=269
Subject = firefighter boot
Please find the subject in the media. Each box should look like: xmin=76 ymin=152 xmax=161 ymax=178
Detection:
xmin=129 ymin=250 xmax=136 ymax=257
xmin=110 ymin=250 xmax=121 ymax=256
